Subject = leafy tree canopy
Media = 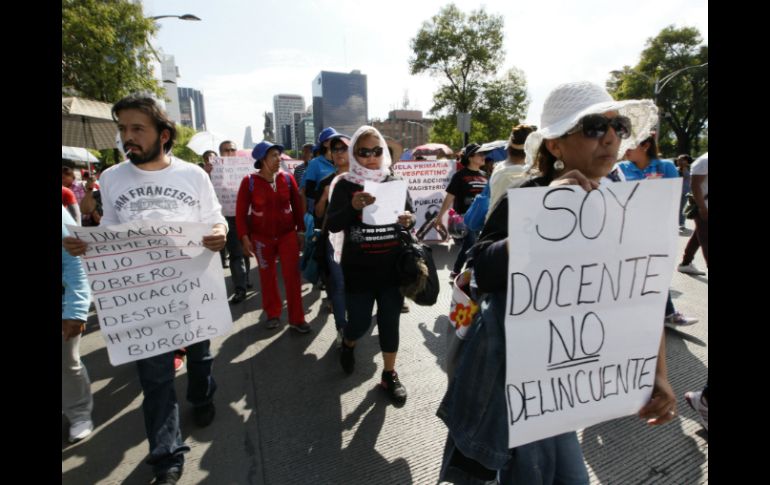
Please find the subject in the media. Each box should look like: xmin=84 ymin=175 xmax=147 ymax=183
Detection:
xmin=63 ymin=0 xmax=163 ymax=103
xmin=607 ymin=26 xmax=708 ymax=157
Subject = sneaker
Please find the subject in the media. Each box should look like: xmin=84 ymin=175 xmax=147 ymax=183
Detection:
xmin=290 ymin=322 xmax=312 ymax=334
xmin=381 ymin=370 xmax=407 ymax=404
xmin=684 ymin=390 xmax=708 ymax=431
xmin=193 ymin=402 xmax=216 ymax=428
xmin=173 ymin=354 xmax=185 ymax=372
xmin=664 ymin=311 xmax=698 ymax=328
xmin=229 ymin=289 xmax=247 ymax=304
xmin=151 ymin=468 xmax=182 ymax=485
xmin=68 ymin=419 xmax=93 ymax=443
xmin=677 ymin=263 xmax=706 ymax=275
xmin=340 ymin=342 xmax=355 ymax=374
xmin=266 ymin=318 xmax=281 ymax=329
xmin=401 ymin=302 xmax=410 ymax=313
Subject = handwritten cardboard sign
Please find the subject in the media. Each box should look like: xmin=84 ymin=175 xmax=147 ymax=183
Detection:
xmin=210 ymin=156 xmax=255 ymax=217
xmin=503 ymin=179 xmax=681 ymax=448
xmin=66 ymin=221 xmax=234 ymax=366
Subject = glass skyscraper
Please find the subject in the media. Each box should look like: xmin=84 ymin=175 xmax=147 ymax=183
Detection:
xmin=312 ymin=70 xmax=368 ymax=141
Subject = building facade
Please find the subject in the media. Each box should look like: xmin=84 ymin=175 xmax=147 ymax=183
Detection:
xmin=177 ymin=87 xmax=206 ymax=130
xmin=371 ymin=110 xmax=433 ymax=152
xmin=312 ymin=70 xmax=368 ymax=140
xmin=273 ymin=95 xmax=305 ymax=149
xmin=160 ymin=54 xmax=182 ymax=124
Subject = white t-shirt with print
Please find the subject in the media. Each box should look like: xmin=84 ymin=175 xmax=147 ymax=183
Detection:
xmin=690 ymin=152 xmax=708 ymax=209
xmin=99 ymin=157 xmax=228 ymax=228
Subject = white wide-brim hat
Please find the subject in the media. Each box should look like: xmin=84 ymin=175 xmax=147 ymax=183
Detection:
xmin=524 ymin=81 xmax=658 ymax=166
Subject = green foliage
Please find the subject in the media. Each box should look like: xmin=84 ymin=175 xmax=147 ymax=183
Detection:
xmin=607 ymin=26 xmax=708 ymax=157
xmin=429 ymin=68 xmax=529 ymax=148
xmin=410 ymin=4 xmax=505 ymax=114
xmin=62 ymin=0 xmax=163 ymax=102
xmin=173 ymin=125 xmax=203 ymax=163
xmin=410 ymin=4 xmax=529 ymax=147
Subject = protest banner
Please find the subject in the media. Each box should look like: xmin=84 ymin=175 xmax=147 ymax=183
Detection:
xmin=391 ymin=159 xmax=455 ymax=241
xmin=210 ymin=156 xmax=254 ymax=217
xmin=280 ymin=158 xmax=303 ymax=175
xmin=503 ymin=179 xmax=680 ymax=448
xmin=66 ymin=221 xmax=234 ymax=366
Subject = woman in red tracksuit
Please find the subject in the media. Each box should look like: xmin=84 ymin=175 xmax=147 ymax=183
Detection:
xmin=235 ymin=141 xmax=310 ymax=333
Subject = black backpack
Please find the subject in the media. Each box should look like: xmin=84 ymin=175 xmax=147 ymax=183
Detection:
xmin=396 ymin=231 xmax=439 ymax=306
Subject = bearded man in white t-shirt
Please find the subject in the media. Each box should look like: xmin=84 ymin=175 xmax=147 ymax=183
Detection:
xmin=62 ymin=93 xmax=227 ymax=485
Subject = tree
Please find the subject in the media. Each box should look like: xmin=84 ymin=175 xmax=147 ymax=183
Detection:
xmin=410 ymin=4 xmax=529 ymax=147
xmin=62 ymin=0 xmax=163 ymax=103
xmin=607 ymin=26 xmax=708 ymax=157
xmin=173 ymin=125 xmax=203 ymax=163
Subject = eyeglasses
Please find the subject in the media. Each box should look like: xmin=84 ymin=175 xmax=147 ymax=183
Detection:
xmin=356 ymin=146 xmax=384 ymax=158
xmin=331 ymin=146 xmax=348 ymax=154
xmin=566 ymin=114 xmax=631 ymax=139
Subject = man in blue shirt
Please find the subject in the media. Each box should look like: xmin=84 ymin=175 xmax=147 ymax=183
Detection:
xmin=301 ymin=127 xmax=340 ymax=215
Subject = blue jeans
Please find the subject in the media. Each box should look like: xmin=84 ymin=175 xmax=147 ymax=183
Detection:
xmin=344 ymin=286 xmax=404 ymax=353
xmin=325 ymin=240 xmax=347 ymax=331
xmin=453 ymin=229 xmax=478 ymax=274
xmin=136 ymin=339 xmax=216 ymax=475
xmin=225 ymin=216 xmax=249 ymax=292
xmin=498 ymin=432 xmax=589 ymax=485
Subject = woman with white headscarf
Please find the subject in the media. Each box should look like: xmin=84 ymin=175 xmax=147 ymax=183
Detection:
xmin=326 ymin=126 xmax=416 ymax=404
xmin=438 ymin=81 xmax=676 ymax=484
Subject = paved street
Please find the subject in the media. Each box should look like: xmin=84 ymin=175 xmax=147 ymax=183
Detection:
xmin=63 ymin=221 xmax=708 ymax=485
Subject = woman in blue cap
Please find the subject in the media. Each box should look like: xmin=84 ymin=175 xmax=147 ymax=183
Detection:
xmin=235 ymin=141 xmax=309 ymax=332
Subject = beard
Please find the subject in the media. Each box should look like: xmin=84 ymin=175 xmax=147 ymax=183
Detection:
xmin=125 ymin=137 xmax=163 ymax=165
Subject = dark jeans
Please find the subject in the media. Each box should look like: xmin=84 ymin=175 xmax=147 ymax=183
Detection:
xmin=682 ymin=212 xmax=708 ymax=267
xmin=225 ymin=216 xmax=250 ymax=292
xmin=136 ymin=339 xmax=216 ymax=475
xmin=453 ymin=229 xmax=477 ymax=274
xmin=344 ymin=285 xmax=404 ymax=353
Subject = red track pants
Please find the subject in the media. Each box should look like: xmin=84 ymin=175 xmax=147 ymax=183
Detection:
xmin=251 ymin=231 xmax=305 ymax=324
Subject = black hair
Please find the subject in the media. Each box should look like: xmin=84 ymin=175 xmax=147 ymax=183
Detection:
xmin=507 ymin=124 xmax=537 ymax=160
xmin=218 ymin=140 xmax=236 ymax=154
xmin=112 ymin=93 xmax=176 ymax=153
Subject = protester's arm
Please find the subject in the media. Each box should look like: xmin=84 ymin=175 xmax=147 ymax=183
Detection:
xmin=315 ymin=185 xmax=330 ymax=219
xmin=433 ymin=193 xmax=455 ymax=232
xmin=325 ymin=183 xmax=357 ymax=233
xmin=638 ymin=332 xmax=676 ymax=425
xmin=62 ymin=208 xmax=92 ymax=339
xmin=691 ymin=174 xmax=707 ymax=221
xmin=80 ymin=183 xmax=97 ymax=214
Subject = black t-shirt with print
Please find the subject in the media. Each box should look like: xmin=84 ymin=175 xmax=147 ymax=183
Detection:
xmin=446 ymin=168 xmax=488 ymax=214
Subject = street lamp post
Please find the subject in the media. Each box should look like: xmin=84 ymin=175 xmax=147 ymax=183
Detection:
xmin=145 ymin=14 xmax=202 ymax=62
xmin=630 ymin=62 xmax=708 ymax=142
xmin=405 ymin=120 xmax=428 ymax=146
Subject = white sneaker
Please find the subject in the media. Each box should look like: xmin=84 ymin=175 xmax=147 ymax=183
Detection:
xmin=69 ymin=420 xmax=93 ymax=443
xmin=664 ymin=312 xmax=698 ymax=328
xmin=684 ymin=390 xmax=708 ymax=431
xmin=678 ymin=263 xmax=706 ymax=275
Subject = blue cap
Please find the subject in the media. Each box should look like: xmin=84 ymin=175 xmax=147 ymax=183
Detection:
xmin=251 ymin=141 xmax=284 ymax=166
xmin=318 ymin=127 xmax=340 ymax=144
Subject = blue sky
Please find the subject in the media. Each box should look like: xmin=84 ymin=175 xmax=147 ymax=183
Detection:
xmin=141 ymin=0 xmax=708 ymax=146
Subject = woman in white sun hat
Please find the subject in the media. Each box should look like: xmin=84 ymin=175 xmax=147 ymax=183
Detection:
xmin=437 ymin=81 xmax=676 ymax=485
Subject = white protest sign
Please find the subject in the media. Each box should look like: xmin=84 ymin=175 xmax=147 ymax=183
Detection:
xmin=503 ymin=179 xmax=681 ymax=448
xmin=280 ymin=158 xmax=303 ymax=175
xmin=210 ymin=156 xmax=254 ymax=217
xmin=363 ymin=179 xmax=407 ymax=225
xmin=66 ymin=221 xmax=234 ymax=366
xmin=391 ymin=159 xmax=455 ymax=241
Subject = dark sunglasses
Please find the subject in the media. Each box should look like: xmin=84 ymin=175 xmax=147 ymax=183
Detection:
xmin=356 ymin=146 xmax=384 ymax=158
xmin=566 ymin=114 xmax=631 ymax=139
